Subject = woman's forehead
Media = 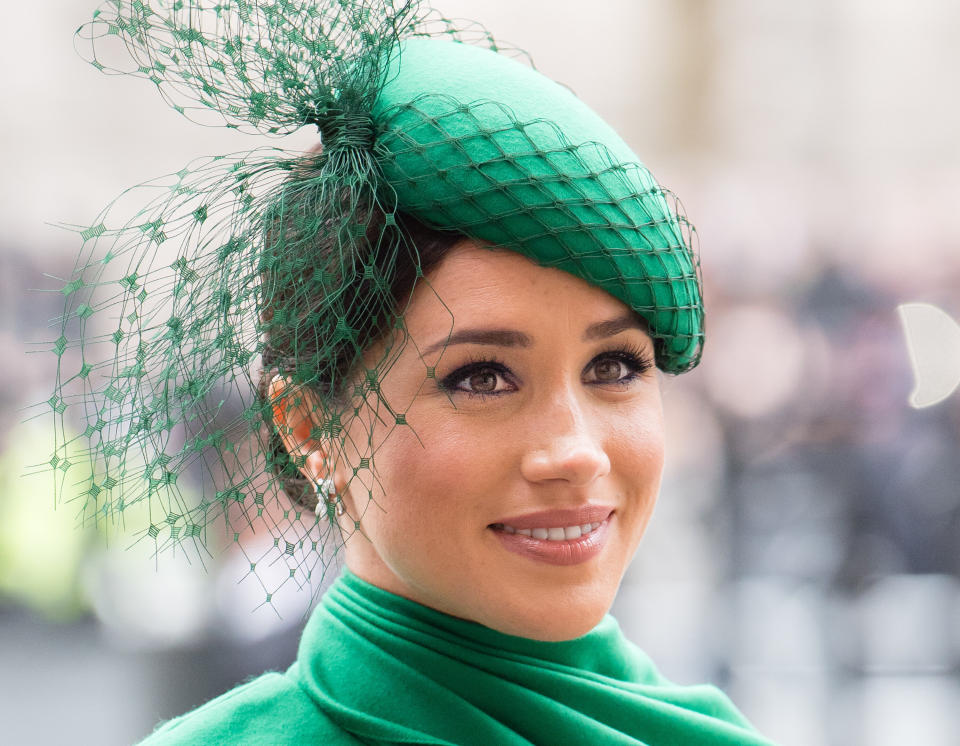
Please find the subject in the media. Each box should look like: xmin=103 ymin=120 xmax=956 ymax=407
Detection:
xmin=410 ymin=241 xmax=631 ymax=328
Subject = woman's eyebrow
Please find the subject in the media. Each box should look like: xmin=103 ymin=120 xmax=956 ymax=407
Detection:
xmin=423 ymin=329 xmax=532 ymax=356
xmin=582 ymin=314 xmax=649 ymax=341
xmin=422 ymin=315 xmax=647 ymax=356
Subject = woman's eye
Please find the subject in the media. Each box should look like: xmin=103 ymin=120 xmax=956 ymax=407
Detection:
xmin=441 ymin=364 xmax=512 ymax=397
xmin=585 ymin=350 xmax=653 ymax=385
xmin=592 ymin=358 xmax=628 ymax=383
xmin=440 ymin=349 xmax=651 ymax=398
xmin=464 ymin=368 xmax=501 ymax=393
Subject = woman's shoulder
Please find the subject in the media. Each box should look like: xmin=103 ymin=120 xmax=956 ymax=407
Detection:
xmin=137 ymin=666 xmax=363 ymax=745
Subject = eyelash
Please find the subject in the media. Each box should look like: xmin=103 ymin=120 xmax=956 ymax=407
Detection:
xmin=438 ymin=343 xmax=655 ymax=399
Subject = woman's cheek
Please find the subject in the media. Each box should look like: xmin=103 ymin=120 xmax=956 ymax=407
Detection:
xmin=612 ymin=402 xmax=665 ymax=466
xmin=372 ymin=429 xmax=482 ymax=586
xmin=380 ymin=422 xmax=472 ymax=525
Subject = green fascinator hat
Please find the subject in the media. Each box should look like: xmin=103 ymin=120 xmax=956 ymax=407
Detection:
xmin=376 ymin=37 xmax=701 ymax=366
xmin=48 ymin=0 xmax=702 ymax=604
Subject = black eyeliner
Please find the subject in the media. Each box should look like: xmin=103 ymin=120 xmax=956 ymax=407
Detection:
xmin=438 ymin=343 xmax=653 ymax=398
xmin=438 ymin=356 xmax=513 ymax=396
xmin=588 ymin=342 xmax=655 ymax=384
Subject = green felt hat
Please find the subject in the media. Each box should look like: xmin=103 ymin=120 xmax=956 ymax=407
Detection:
xmin=375 ymin=38 xmax=702 ymax=370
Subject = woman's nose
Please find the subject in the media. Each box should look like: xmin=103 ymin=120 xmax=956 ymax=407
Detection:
xmin=519 ymin=393 xmax=611 ymax=486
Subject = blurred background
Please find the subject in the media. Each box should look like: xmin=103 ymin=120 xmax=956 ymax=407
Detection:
xmin=2 ymin=1 xmax=959 ymax=744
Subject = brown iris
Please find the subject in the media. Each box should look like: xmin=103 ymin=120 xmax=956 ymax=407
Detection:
xmin=593 ymin=359 xmax=624 ymax=382
xmin=468 ymin=369 xmax=499 ymax=393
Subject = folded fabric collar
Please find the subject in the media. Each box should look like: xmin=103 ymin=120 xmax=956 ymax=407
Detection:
xmin=290 ymin=569 xmax=777 ymax=745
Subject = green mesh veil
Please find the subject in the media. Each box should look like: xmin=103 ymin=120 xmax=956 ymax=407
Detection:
xmin=44 ymin=0 xmax=703 ymax=611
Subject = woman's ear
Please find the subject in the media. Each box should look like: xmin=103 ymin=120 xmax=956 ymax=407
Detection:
xmin=268 ymin=376 xmax=330 ymax=485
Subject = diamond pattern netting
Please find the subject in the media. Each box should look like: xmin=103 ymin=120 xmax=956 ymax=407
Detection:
xmin=38 ymin=0 xmax=702 ymax=612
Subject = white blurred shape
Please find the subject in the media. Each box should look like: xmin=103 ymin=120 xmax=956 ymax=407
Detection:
xmin=83 ymin=544 xmax=213 ymax=650
xmin=730 ymin=672 xmax=827 ymax=746
xmin=854 ymin=574 xmax=958 ymax=673
xmin=731 ymin=578 xmax=826 ymax=672
xmin=897 ymin=302 xmax=960 ymax=408
xmin=726 ymin=579 xmax=830 ymax=746
xmin=613 ymin=580 xmax=716 ymax=686
xmin=703 ymin=305 xmax=805 ymax=418
xmin=857 ymin=676 xmax=960 ymax=746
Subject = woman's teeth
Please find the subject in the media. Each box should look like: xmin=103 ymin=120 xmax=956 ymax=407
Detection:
xmin=494 ymin=522 xmax=602 ymax=540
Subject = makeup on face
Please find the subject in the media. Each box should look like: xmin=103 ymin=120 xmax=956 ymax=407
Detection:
xmin=488 ymin=506 xmax=615 ymax=566
xmin=342 ymin=243 xmax=665 ymax=640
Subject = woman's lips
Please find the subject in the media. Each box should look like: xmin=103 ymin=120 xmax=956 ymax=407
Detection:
xmin=489 ymin=505 xmax=614 ymax=530
xmin=488 ymin=510 xmax=614 ymax=566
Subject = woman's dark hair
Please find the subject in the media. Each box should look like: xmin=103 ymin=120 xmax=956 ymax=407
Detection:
xmin=256 ymin=175 xmax=463 ymax=506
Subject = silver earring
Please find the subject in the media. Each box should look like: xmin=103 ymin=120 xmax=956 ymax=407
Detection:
xmin=314 ymin=478 xmax=336 ymax=519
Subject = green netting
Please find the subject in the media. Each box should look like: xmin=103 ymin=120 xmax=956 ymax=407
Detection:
xmin=43 ymin=0 xmax=703 ymax=611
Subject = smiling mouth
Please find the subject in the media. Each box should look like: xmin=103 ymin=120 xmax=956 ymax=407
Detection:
xmin=487 ymin=513 xmax=613 ymax=566
xmin=488 ymin=522 xmax=603 ymax=541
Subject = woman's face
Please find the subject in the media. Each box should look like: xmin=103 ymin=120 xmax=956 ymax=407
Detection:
xmin=331 ymin=240 xmax=665 ymax=641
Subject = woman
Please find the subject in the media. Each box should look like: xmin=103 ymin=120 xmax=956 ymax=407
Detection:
xmin=52 ymin=1 xmax=775 ymax=743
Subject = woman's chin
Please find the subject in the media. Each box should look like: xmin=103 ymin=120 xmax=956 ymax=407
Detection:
xmin=495 ymin=613 xmax=608 ymax=641
xmin=474 ymin=593 xmax=612 ymax=641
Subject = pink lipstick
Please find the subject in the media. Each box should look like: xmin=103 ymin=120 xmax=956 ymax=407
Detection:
xmin=488 ymin=506 xmax=614 ymax=566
